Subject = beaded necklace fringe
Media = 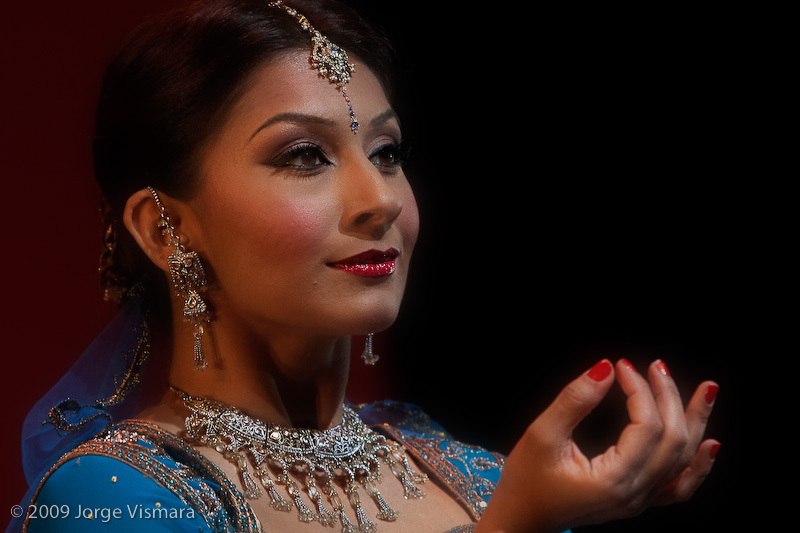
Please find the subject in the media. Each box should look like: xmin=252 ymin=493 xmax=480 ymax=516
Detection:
xmin=173 ymin=388 xmax=427 ymax=532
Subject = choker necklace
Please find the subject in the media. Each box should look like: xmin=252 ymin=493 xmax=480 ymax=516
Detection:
xmin=172 ymin=388 xmax=427 ymax=532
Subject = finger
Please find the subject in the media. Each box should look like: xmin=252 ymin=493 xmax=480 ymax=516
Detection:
xmin=532 ymin=359 xmax=616 ymax=449
xmin=647 ymin=360 xmax=689 ymax=436
xmin=608 ymin=358 xmax=664 ymax=471
xmin=654 ymin=439 xmax=721 ymax=505
xmin=684 ymin=381 xmax=719 ymax=450
xmin=635 ymin=360 xmax=695 ymax=490
xmin=648 ymin=359 xmax=692 ymax=450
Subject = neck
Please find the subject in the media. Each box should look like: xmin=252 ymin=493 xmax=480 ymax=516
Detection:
xmin=141 ymin=314 xmax=352 ymax=431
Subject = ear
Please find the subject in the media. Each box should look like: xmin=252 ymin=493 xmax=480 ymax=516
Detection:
xmin=123 ymin=188 xmax=173 ymax=272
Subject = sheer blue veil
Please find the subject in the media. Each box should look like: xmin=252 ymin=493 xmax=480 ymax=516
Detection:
xmin=8 ymin=293 xmax=149 ymax=532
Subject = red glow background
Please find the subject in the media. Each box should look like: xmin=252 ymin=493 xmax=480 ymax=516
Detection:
xmin=1 ymin=1 xmax=174 ymax=521
xmin=2 ymin=1 xmax=757 ymax=532
xmin=0 ymin=0 xmax=394 ymax=522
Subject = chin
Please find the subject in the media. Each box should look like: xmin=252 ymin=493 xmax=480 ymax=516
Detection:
xmin=360 ymin=314 xmax=400 ymax=336
xmin=342 ymin=298 xmax=404 ymax=336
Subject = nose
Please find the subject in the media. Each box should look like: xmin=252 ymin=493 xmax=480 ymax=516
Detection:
xmin=339 ymin=157 xmax=403 ymax=240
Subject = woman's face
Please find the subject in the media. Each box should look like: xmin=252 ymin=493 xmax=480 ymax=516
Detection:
xmin=186 ymin=51 xmax=419 ymax=341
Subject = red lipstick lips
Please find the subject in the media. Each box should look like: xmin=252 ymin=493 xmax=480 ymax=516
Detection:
xmin=328 ymin=248 xmax=399 ymax=277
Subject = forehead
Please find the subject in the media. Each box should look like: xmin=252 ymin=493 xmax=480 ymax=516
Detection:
xmin=223 ymin=49 xmax=393 ymax=135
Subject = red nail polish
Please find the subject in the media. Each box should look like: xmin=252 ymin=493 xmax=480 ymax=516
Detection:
xmin=705 ymin=384 xmax=719 ymax=405
xmin=655 ymin=360 xmax=671 ymax=377
xmin=587 ymin=360 xmax=613 ymax=382
xmin=620 ymin=358 xmax=637 ymax=372
xmin=710 ymin=443 xmax=721 ymax=460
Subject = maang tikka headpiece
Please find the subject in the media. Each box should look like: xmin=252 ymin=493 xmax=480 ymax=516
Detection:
xmin=148 ymin=187 xmax=211 ymax=371
xmin=269 ymin=1 xmax=359 ymax=134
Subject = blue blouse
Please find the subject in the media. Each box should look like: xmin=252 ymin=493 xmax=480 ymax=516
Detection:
xmin=21 ymin=401 xmax=540 ymax=533
xmin=26 ymin=455 xmax=212 ymax=532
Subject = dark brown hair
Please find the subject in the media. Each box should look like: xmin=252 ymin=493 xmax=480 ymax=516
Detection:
xmin=94 ymin=0 xmax=396 ymax=302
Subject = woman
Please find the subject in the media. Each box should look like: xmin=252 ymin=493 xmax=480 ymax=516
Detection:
xmin=9 ymin=1 xmax=719 ymax=532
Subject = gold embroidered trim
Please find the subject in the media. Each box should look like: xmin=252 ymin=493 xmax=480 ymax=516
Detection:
xmin=378 ymin=425 xmax=504 ymax=522
xmin=22 ymin=420 xmax=261 ymax=533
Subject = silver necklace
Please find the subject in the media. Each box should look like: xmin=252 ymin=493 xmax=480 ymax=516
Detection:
xmin=172 ymin=388 xmax=427 ymax=532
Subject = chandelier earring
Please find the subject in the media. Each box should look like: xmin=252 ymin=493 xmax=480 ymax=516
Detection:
xmin=361 ymin=333 xmax=379 ymax=366
xmin=148 ymin=186 xmax=211 ymax=371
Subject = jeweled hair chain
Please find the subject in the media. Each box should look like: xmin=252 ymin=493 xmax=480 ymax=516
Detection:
xmin=269 ymin=1 xmax=359 ymax=133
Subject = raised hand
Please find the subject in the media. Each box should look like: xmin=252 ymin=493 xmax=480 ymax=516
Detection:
xmin=475 ymin=359 xmax=720 ymax=533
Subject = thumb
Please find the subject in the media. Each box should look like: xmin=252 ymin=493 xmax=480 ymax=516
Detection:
xmin=531 ymin=359 xmax=616 ymax=447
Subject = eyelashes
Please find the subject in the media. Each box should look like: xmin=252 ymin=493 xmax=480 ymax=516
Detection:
xmin=270 ymin=142 xmax=332 ymax=175
xmin=369 ymin=140 xmax=412 ymax=172
xmin=268 ymin=139 xmax=411 ymax=177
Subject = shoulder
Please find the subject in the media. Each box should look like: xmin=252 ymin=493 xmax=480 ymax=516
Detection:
xmin=355 ymin=400 xmax=505 ymax=522
xmin=23 ymin=421 xmax=257 ymax=533
xmin=26 ymin=454 xmax=205 ymax=532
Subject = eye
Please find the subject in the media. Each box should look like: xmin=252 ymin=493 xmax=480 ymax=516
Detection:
xmin=270 ymin=142 xmax=332 ymax=175
xmin=369 ymin=140 xmax=411 ymax=173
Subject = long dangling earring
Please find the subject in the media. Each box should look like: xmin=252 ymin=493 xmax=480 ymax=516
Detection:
xmin=361 ymin=333 xmax=379 ymax=366
xmin=148 ymin=187 xmax=211 ymax=371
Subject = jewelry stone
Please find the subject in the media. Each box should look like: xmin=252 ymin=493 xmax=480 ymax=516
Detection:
xmin=172 ymin=387 xmax=427 ymax=531
xmin=269 ymin=1 xmax=360 ymax=134
xmin=148 ymin=187 xmax=211 ymax=371
xmin=361 ymin=333 xmax=379 ymax=366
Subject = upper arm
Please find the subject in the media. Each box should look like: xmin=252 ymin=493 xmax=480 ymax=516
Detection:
xmin=26 ymin=454 xmax=210 ymax=532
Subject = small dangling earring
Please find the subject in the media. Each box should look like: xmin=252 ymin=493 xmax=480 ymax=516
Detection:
xmin=361 ymin=333 xmax=379 ymax=366
xmin=148 ymin=187 xmax=211 ymax=371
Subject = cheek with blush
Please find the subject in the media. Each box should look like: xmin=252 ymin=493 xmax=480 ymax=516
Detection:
xmin=236 ymin=203 xmax=338 ymax=301
xmin=201 ymin=191 xmax=335 ymax=299
xmin=396 ymin=189 xmax=420 ymax=256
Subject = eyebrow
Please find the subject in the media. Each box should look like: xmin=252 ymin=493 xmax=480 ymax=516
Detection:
xmin=248 ymin=112 xmax=337 ymax=142
xmin=370 ymin=109 xmax=401 ymax=130
xmin=248 ymin=109 xmax=400 ymax=143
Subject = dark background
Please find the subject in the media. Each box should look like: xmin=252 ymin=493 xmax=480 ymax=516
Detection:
xmin=2 ymin=1 xmax=772 ymax=531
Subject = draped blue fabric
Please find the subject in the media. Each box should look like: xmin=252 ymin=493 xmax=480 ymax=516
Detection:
xmin=24 ymin=455 xmax=213 ymax=532
xmin=20 ymin=296 xmax=147 ymax=484
xmin=9 ymin=296 xmax=148 ymax=533
xmin=8 ymin=298 xmax=570 ymax=533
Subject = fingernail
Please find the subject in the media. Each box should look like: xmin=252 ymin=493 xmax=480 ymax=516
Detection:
xmin=587 ymin=359 xmax=613 ymax=381
xmin=705 ymin=384 xmax=719 ymax=405
xmin=620 ymin=358 xmax=637 ymax=372
xmin=710 ymin=443 xmax=721 ymax=460
xmin=655 ymin=359 xmax=671 ymax=377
